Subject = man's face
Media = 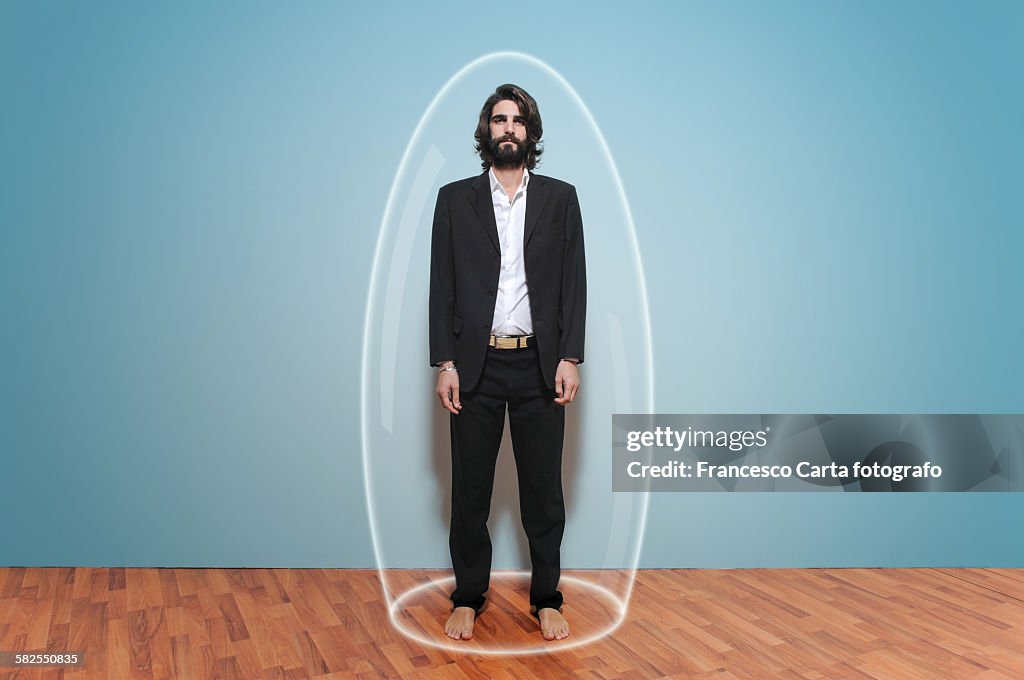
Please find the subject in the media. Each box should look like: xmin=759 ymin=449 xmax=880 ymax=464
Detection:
xmin=488 ymin=99 xmax=528 ymax=169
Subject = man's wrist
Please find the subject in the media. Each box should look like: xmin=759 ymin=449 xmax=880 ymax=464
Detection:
xmin=560 ymin=357 xmax=579 ymax=365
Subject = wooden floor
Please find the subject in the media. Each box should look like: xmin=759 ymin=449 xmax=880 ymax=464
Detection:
xmin=1 ymin=567 xmax=1022 ymax=679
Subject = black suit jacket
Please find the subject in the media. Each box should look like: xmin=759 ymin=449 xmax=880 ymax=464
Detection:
xmin=429 ymin=172 xmax=586 ymax=393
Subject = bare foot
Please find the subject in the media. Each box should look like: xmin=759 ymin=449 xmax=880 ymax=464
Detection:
xmin=444 ymin=606 xmax=475 ymax=640
xmin=537 ymin=608 xmax=570 ymax=640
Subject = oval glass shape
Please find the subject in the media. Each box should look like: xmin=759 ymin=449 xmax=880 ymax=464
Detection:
xmin=362 ymin=52 xmax=652 ymax=653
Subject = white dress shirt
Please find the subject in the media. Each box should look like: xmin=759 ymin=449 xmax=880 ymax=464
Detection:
xmin=489 ymin=167 xmax=533 ymax=335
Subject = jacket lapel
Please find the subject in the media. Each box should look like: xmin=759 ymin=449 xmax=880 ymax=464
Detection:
xmin=523 ymin=174 xmax=548 ymax=248
xmin=469 ymin=173 xmax=500 ymax=253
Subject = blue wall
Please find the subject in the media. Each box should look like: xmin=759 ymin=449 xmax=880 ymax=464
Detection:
xmin=2 ymin=1 xmax=1022 ymax=568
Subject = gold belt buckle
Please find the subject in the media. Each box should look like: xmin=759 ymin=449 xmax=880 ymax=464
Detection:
xmin=491 ymin=335 xmax=530 ymax=349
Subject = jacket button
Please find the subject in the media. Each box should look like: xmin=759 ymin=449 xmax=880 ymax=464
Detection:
xmin=481 ymin=323 xmax=488 ymax=330
xmin=488 ymin=289 xmax=494 ymax=296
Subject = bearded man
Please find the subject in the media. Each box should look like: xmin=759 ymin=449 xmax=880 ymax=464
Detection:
xmin=429 ymin=83 xmax=587 ymax=642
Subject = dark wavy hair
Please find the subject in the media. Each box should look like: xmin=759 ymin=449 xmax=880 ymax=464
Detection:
xmin=474 ymin=83 xmax=544 ymax=171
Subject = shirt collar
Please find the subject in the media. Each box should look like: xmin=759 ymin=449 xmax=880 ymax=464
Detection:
xmin=488 ymin=166 xmax=530 ymax=197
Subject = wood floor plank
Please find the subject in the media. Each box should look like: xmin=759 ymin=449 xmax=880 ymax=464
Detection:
xmin=148 ymin=612 xmax=175 ymax=680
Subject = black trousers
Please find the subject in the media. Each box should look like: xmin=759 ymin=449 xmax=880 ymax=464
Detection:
xmin=448 ymin=343 xmax=566 ymax=614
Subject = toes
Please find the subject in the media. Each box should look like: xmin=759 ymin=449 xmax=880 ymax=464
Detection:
xmin=446 ymin=620 xmax=469 ymax=639
xmin=538 ymin=610 xmax=570 ymax=641
xmin=444 ymin=608 xmax=476 ymax=641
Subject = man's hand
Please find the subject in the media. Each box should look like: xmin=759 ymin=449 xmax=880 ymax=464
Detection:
xmin=554 ymin=360 xmax=580 ymax=405
xmin=436 ymin=365 xmax=461 ymax=415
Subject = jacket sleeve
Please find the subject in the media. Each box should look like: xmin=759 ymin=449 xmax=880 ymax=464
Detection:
xmin=558 ymin=186 xmax=587 ymax=364
xmin=429 ymin=186 xmax=457 ymax=366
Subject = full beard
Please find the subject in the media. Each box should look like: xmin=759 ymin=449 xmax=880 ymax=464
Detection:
xmin=490 ymin=135 xmax=528 ymax=169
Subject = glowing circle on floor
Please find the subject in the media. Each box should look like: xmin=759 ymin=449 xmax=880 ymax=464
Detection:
xmin=389 ymin=571 xmax=628 ymax=654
